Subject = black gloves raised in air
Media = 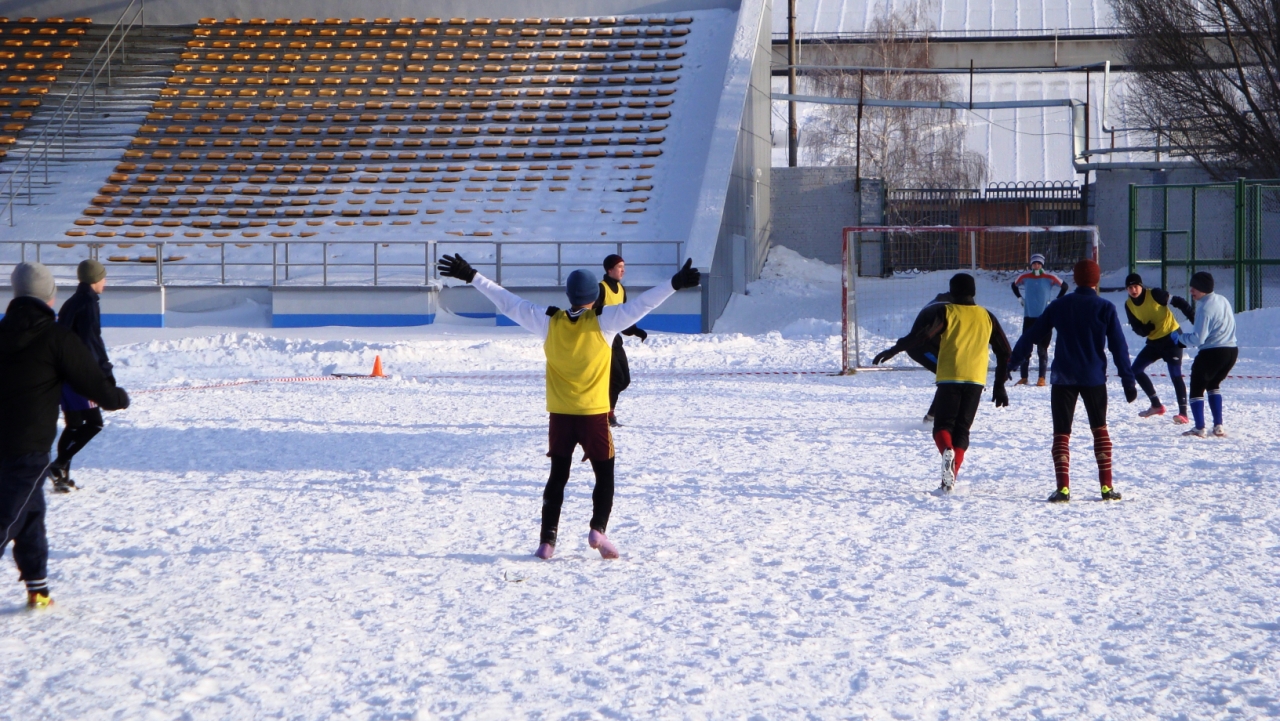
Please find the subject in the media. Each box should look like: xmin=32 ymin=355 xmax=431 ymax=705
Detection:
xmin=1123 ymin=381 xmax=1138 ymax=403
xmin=671 ymin=259 xmax=701 ymax=290
xmin=437 ymin=253 xmax=477 ymax=283
xmin=872 ymin=346 xmax=901 ymax=365
xmin=992 ymin=384 xmax=1009 ymax=407
xmin=623 ymin=326 xmax=648 ymax=341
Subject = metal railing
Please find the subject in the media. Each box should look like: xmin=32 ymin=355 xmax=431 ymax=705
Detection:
xmin=0 ymin=239 xmax=686 ymax=288
xmin=2 ymin=0 xmax=147 ymax=226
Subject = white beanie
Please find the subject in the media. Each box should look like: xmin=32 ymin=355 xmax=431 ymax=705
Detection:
xmin=11 ymin=262 xmax=57 ymax=302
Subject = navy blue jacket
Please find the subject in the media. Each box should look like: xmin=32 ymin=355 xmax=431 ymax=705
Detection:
xmin=57 ymin=283 xmax=112 ymax=382
xmin=1010 ymin=288 xmax=1135 ymax=387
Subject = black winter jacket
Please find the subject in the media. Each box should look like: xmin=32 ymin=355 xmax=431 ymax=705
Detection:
xmin=0 ymin=296 xmax=129 ymax=457
xmin=57 ymin=282 xmax=113 ymax=381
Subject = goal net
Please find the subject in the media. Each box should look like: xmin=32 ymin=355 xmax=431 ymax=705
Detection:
xmin=841 ymin=225 xmax=1100 ymax=372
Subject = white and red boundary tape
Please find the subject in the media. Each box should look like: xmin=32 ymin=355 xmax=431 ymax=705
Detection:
xmin=134 ymin=368 xmax=1280 ymax=395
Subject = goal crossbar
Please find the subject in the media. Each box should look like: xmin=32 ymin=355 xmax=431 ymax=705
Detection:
xmin=841 ymin=225 xmax=1100 ymax=374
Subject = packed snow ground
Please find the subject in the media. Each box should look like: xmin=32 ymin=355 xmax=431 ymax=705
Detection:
xmin=4 ymin=248 xmax=1280 ymax=719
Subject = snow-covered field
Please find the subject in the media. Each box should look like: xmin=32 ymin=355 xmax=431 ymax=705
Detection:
xmin=4 ymin=248 xmax=1280 ymax=719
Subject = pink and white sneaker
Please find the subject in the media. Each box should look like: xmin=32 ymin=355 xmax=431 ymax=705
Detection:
xmin=588 ymin=529 xmax=619 ymax=559
xmin=534 ymin=543 xmax=555 ymax=560
xmin=1173 ymin=414 xmax=1190 ymax=424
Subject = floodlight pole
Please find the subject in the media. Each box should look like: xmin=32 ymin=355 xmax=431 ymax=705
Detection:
xmin=787 ymin=0 xmax=798 ymax=167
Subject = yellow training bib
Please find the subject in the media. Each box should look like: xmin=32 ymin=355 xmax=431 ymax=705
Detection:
xmin=544 ymin=309 xmax=612 ymax=415
xmin=1126 ymin=293 xmax=1179 ymax=340
xmin=936 ymin=304 xmax=993 ymax=385
xmin=599 ymin=280 xmax=625 ymax=306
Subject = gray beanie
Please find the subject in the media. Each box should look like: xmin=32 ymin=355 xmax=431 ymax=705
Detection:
xmin=78 ymin=258 xmax=106 ymax=284
xmin=11 ymin=262 xmax=56 ymax=303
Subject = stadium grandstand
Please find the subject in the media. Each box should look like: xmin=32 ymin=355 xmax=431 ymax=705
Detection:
xmin=0 ymin=0 xmax=772 ymax=331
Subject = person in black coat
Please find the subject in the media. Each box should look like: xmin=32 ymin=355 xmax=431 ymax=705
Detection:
xmin=0 ymin=262 xmax=130 ymax=608
xmin=51 ymin=259 xmax=113 ymax=492
xmin=594 ymin=254 xmax=648 ymax=427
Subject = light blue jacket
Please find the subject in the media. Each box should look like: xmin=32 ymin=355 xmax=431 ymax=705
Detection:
xmin=1013 ymin=272 xmax=1066 ymax=318
xmin=1180 ymin=292 xmax=1237 ymax=349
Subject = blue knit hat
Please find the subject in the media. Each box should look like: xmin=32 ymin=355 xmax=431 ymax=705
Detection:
xmin=565 ymin=269 xmax=599 ymax=306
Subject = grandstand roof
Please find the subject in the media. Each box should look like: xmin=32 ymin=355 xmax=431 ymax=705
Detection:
xmin=773 ymin=0 xmax=1117 ymax=36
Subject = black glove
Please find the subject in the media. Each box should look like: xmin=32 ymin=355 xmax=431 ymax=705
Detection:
xmin=670 ymin=258 xmax=700 ymax=290
xmin=993 ymin=384 xmax=1009 ymax=407
xmin=872 ymin=346 xmax=900 ymax=365
xmin=437 ymin=253 xmax=477 ymax=283
xmin=1123 ymin=381 xmax=1138 ymax=403
xmin=623 ymin=326 xmax=648 ymax=341
xmin=110 ymin=388 xmax=130 ymax=411
xmin=1171 ymin=295 xmax=1195 ymax=322
xmin=1143 ymin=321 xmax=1157 ymax=336
xmin=1058 ymin=281 xmax=1069 ymax=298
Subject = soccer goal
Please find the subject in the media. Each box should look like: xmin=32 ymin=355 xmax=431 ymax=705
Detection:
xmin=841 ymin=225 xmax=1100 ymax=373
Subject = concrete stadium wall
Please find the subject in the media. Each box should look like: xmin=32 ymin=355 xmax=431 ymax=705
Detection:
xmin=1090 ymin=167 xmax=1215 ymax=274
xmin=769 ymin=167 xmax=883 ymax=266
xmin=271 ymin=286 xmax=436 ymax=327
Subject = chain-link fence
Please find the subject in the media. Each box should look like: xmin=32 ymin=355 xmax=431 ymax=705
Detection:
xmin=1130 ymin=179 xmax=1280 ymax=311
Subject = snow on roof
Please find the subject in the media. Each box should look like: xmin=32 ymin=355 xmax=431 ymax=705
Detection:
xmin=774 ymin=0 xmax=1117 ymax=36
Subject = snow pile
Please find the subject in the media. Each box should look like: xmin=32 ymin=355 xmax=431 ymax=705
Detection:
xmin=714 ymin=245 xmax=842 ymax=338
xmin=1234 ymin=307 xmax=1280 ymax=347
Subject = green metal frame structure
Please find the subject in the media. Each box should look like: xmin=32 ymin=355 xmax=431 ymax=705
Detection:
xmin=1130 ymin=179 xmax=1280 ymax=312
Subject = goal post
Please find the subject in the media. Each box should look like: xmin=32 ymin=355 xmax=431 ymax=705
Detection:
xmin=841 ymin=225 xmax=1100 ymax=373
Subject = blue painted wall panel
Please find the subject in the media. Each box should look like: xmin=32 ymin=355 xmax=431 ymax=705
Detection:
xmin=273 ymin=313 xmax=435 ymax=328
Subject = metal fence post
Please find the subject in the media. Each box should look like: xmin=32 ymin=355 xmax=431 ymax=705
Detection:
xmin=374 ymin=242 xmax=380 ymax=286
xmin=495 ymin=242 xmax=502 ymax=285
xmin=1234 ymin=178 xmax=1246 ymax=312
xmin=155 ymin=242 xmax=164 ymax=285
xmin=323 ymin=242 xmax=329 ymax=286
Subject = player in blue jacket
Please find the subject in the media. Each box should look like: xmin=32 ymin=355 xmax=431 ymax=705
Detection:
xmin=1177 ymin=272 xmax=1238 ymax=438
xmin=50 ymin=260 xmax=113 ymax=493
xmin=1010 ymin=253 xmax=1068 ymax=386
xmin=1010 ymin=259 xmax=1137 ymax=502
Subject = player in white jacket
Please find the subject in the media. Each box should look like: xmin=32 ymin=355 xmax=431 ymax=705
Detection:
xmin=1178 ymin=272 xmax=1238 ymax=438
xmin=437 ymin=253 xmax=700 ymax=559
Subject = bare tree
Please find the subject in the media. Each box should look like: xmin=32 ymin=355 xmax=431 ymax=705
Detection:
xmin=803 ymin=3 xmax=986 ymax=190
xmin=1116 ymin=0 xmax=1280 ymax=178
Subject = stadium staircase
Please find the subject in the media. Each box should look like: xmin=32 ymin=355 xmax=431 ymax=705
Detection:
xmin=55 ymin=16 xmax=693 ymax=243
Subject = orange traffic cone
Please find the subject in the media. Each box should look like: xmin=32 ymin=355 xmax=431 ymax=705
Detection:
xmin=370 ymin=355 xmax=385 ymax=378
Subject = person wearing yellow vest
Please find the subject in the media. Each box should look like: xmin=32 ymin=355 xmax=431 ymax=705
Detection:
xmin=437 ymin=253 xmax=700 ymax=560
xmin=596 ymin=254 xmax=648 ymax=427
xmin=871 ymin=273 xmax=1011 ymax=492
xmin=1124 ymin=273 xmax=1194 ymax=423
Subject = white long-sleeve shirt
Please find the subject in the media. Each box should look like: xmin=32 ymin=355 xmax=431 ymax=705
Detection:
xmin=470 ymin=273 xmax=677 ymax=343
xmin=1179 ymin=291 xmax=1237 ymax=349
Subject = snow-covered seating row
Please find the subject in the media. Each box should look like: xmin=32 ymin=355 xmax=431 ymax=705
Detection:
xmin=65 ymin=15 xmax=694 ymax=241
xmin=0 ymin=16 xmax=90 ymax=156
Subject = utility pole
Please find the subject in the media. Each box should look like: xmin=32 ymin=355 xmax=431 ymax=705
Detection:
xmin=787 ymin=0 xmax=798 ymax=167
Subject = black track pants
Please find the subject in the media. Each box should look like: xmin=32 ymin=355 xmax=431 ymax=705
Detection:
xmin=1189 ymin=347 xmax=1238 ymax=398
xmin=540 ymin=456 xmax=616 ymax=545
xmin=1019 ymin=316 xmax=1050 ymax=379
xmin=0 ymin=452 xmax=50 ymax=583
xmin=931 ymin=384 xmax=984 ymax=451
xmin=54 ymin=407 xmax=104 ymax=472
xmin=1051 ymin=384 xmax=1108 ymax=435
xmin=608 ymin=335 xmax=631 ymax=411
xmin=1132 ymin=335 xmax=1187 ymax=410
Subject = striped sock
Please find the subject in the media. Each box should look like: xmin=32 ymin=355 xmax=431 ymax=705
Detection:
xmin=1052 ymin=434 xmax=1071 ymax=490
xmin=1092 ymin=426 xmax=1113 ymax=489
xmin=25 ymin=579 xmax=48 ymax=596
